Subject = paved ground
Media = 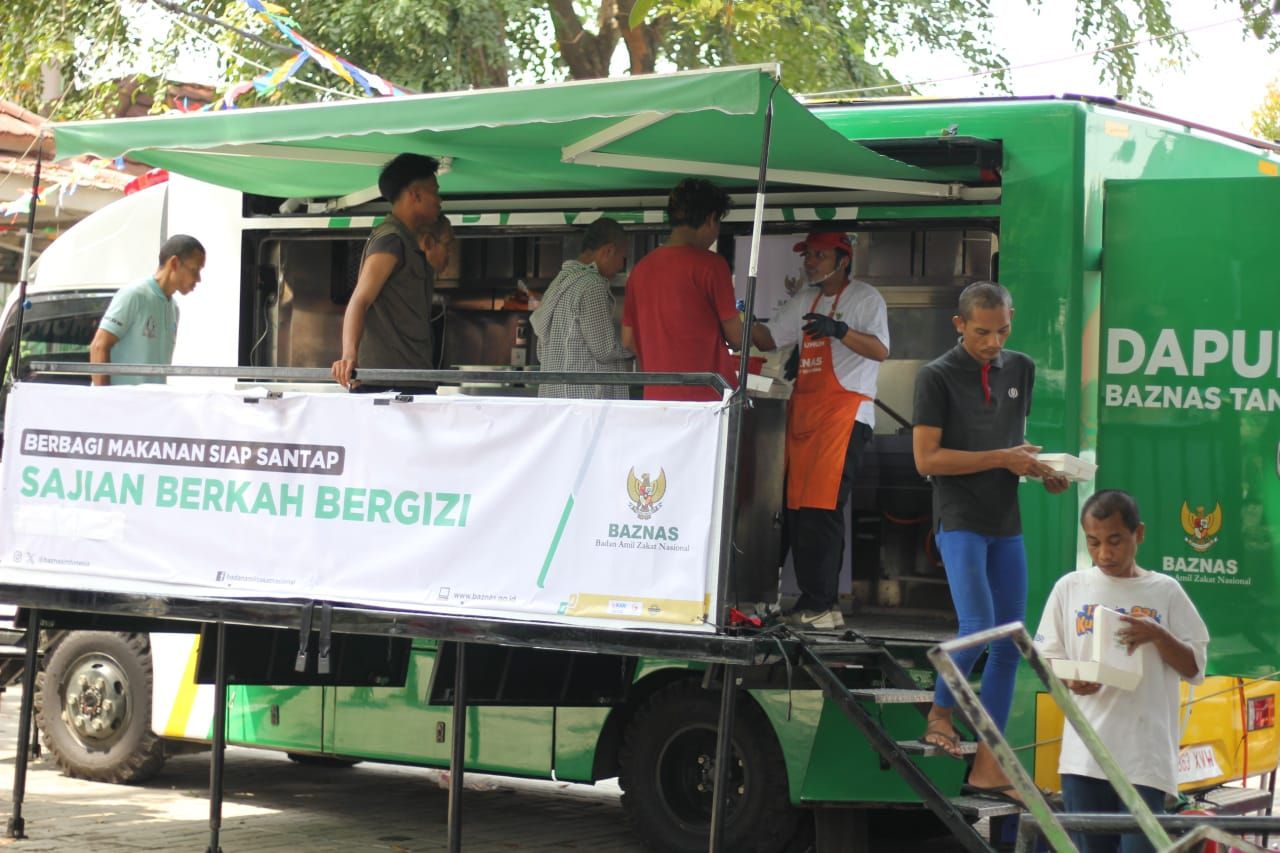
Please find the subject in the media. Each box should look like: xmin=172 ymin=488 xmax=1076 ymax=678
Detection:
xmin=0 ymin=687 xmax=644 ymax=852
xmin=5 ymin=683 xmax=1274 ymax=852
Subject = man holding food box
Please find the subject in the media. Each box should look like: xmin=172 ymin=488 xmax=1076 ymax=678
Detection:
xmin=912 ymin=280 xmax=1070 ymax=794
xmin=1036 ymin=489 xmax=1209 ymax=853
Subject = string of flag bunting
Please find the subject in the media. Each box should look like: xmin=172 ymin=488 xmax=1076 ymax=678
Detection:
xmin=0 ymin=158 xmax=131 ymax=221
xmin=2 ymin=0 xmax=406 ymax=218
xmin=207 ymin=0 xmax=409 ymax=111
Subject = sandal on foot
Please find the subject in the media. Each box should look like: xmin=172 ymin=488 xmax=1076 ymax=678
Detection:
xmin=959 ymin=783 xmax=1024 ymax=807
xmin=922 ymin=719 xmax=965 ymax=759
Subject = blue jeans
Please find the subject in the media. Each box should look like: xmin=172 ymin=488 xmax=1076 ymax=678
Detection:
xmin=1060 ymin=774 xmax=1166 ymax=853
xmin=932 ymin=525 xmax=1027 ymax=731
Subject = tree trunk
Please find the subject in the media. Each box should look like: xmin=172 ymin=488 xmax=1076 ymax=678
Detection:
xmin=548 ymin=0 xmax=621 ymax=80
xmin=471 ymin=43 xmax=510 ymax=88
xmin=614 ymin=0 xmax=658 ymax=75
xmin=472 ymin=9 xmax=510 ymax=88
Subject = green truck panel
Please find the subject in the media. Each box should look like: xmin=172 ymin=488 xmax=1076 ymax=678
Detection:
xmin=1098 ymin=176 xmax=1280 ymax=677
xmin=215 ymin=101 xmax=1280 ymax=800
xmin=23 ymin=93 xmax=1279 ymax=838
xmin=226 ymin=685 xmax=325 ymax=752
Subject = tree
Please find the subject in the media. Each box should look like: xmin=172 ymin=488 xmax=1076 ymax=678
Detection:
xmin=2 ymin=0 xmax=1279 ymax=121
xmin=0 ymin=1 xmax=552 ymax=121
xmin=623 ymin=0 xmax=1280 ymax=100
xmin=215 ymin=1 xmax=550 ymax=93
xmin=1252 ymin=79 xmax=1280 ymax=141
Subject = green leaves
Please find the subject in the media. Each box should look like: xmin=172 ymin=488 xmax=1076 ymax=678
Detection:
xmin=2 ymin=0 xmax=1277 ymax=121
xmin=629 ymin=0 xmax=658 ymax=28
xmin=1252 ymin=79 xmax=1280 ymax=141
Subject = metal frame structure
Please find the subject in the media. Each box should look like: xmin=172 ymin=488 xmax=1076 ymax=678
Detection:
xmin=7 ymin=134 xmax=44 ymax=388
xmin=1 ymin=67 xmax=1011 ymax=849
xmin=6 ymin=359 xmax=764 ymax=852
xmin=0 ymin=589 xmax=777 ymax=853
xmin=9 ymin=73 xmax=796 ymax=846
xmin=929 ymin=622 xmax=1280 ymax=852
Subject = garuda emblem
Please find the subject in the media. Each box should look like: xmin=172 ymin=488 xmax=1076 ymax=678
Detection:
xmin=627 ymin=467 xmax=667 ymax=520
xmin=1180 ymin=502 xmax=1222 ymax=553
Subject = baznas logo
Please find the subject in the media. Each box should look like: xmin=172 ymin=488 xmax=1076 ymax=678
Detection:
xmin=627 ymin=467 xmax=667 ymax=520
xmin=1180 ymin=501 xmax=1222 ymax=553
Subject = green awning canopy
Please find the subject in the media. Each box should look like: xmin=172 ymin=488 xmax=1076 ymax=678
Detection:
xmin=52 ymin=66 xmax=966 ymax=201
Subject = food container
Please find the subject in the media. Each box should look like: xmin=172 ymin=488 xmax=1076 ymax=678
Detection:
xmin=1035 ymin=452 xmax=1098 ymax=482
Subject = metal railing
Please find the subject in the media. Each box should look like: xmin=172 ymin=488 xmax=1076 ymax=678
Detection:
xmin=23 ymin=361 xmax=732 ymax=392
xmin=928 ymin=622 xmax=1277 ymax=853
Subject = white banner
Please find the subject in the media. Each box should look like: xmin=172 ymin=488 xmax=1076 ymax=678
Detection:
xmin=0 ymin=384 xmax=728 ymax=631
xmin=732 ymin=232 xmax=808 ymax=320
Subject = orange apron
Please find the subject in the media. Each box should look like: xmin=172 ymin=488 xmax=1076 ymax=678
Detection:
xmin=786 ymin=284 xmax=871 ymax=510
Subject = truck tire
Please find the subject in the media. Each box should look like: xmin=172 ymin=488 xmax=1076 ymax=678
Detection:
xmin=618 ymin=680 xmax=799 ymax=853
xmin=35 ymin=631 xmax=166 ymax=784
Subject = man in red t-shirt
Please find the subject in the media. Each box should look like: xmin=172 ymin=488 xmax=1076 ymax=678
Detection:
xmin=622 ymin=179 xmax=755 ymax=402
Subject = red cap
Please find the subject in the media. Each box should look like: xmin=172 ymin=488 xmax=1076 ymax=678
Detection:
xmin=793 ymin=231 xmax=853 ymax=255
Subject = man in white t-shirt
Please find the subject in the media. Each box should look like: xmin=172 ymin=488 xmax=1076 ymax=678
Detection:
xmin=755 ymin=230 xmax=889 ymax=630
xmin=1035 ymin=489 xmax=1209 ymax=853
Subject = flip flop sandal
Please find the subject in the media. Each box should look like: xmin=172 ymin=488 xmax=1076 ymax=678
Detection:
xmin=922 ymin=719 xmax=965 ymax=759
xmin=959 ymin=783 xmax=1025 ymax=808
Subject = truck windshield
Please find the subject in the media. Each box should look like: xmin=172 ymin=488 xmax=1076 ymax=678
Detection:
xmin=0 ymin=291 xmax=112 ymax=452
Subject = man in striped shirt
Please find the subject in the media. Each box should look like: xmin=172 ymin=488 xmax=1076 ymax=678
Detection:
xmin=531 ymin=218 xmax=634 ymax=399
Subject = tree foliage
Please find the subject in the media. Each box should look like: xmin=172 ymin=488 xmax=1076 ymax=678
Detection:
xmin=1 ymin=0 xmax=1278 ymax=122
xmin=1252 ymin=79 xmax=1280 ymax=142
xmin=635 ymin=0 xmax=1280 ymax=100
xmin=0 ymin=2 xmax=182 ymax=123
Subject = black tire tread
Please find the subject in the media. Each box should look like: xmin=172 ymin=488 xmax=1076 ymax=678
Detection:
xmin=617 ymin=679 xmax=799 ymax=853
xmin=35 ymin=631 xmax=166 ymax=784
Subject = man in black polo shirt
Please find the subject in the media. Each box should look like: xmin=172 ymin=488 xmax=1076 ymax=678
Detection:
xmin=912 ymin=281 xmax=1068 ymax=798
xmin=331 ymin=153 xmax=442 ymax=391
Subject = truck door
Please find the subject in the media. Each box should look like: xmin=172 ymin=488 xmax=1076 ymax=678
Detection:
xmin=329 ymin=640 xmax=555 ymax=775
xmin=1098 ymin=175 xmax=1280 ymax=677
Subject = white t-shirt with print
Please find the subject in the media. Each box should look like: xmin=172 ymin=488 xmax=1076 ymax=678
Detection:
xmin=766 ymin=279 xmax=889 ymax=427
xmin=1034 ymin=566 xmax=1210 ymax=795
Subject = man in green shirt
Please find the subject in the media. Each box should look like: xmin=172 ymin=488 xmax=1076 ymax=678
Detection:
xmin=89 ymin=234 xmax=205 ymax=385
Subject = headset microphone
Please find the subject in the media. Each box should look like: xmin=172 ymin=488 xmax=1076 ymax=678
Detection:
xmin=806 ymin=258 xmax=848 ymax=287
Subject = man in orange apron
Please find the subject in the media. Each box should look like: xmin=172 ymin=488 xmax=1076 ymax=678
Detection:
xmin=755 ymin=231 xmax=889 ymax=630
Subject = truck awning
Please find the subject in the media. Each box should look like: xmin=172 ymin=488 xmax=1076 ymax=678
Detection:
xmin=50 ymin=66 xmax=978 ymax=201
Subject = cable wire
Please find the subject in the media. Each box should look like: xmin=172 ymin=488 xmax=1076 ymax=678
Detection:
xmin=163 ymin=7 xmax=364 ymax=102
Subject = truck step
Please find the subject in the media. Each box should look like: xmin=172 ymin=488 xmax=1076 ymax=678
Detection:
xmin=1191 ymin=785 xmax=1274 ymax=815
xmin=949 ymin=793 xmax=1023 ymax=819
xmin=896 ymin=738 xmax=979 ymax=756
xmin=798 ymin=640 xmax=888 ymax=666
xmin=847 ymin=687 xmax=933 ymax=704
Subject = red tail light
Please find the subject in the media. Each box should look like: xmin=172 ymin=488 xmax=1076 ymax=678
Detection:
xmin=1247 ymin=695 xmax=1275 ymax=731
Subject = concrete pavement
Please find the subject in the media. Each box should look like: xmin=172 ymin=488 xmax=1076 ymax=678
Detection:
xmin=0 ymin=687 xmax=644 ymax=852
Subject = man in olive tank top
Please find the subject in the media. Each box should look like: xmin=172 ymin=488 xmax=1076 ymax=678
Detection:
xmin=331 ymin=153 xmax=442 ymax=390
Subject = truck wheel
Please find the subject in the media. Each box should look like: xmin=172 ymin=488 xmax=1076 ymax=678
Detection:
xmin=619 ymin=681 xmax=799 ymax=853
xmin=35 ymin=631 xmax=165 ymax=784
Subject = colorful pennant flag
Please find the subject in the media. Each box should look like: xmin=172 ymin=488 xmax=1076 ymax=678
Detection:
xmin=253 ymin=52 xmax=310 ymax=95
xmin=241 ymin=0 xmax=409 ymax=97
xmin=1 ymin=158 xmax=129 ymax=221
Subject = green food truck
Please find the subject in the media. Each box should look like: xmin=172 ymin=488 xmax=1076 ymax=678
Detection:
xmin=1 ymin=66 xmax=1278 ymax=851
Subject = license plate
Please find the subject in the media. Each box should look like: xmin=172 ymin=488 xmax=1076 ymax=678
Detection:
xmin=1177 ymin=744 xmax=1222 ymax=784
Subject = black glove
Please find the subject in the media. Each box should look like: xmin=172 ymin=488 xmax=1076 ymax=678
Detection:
xmin=801 ymin=312 xmax=849 ymax=340
xmin=783 ymin=346 xmax=799 ymax=381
